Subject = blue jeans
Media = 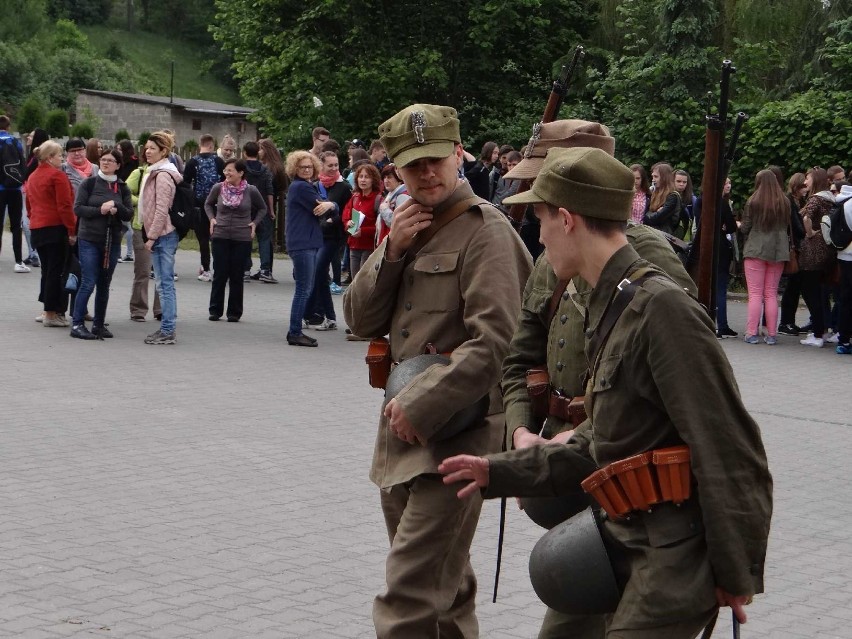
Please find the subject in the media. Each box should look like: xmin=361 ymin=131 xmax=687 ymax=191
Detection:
xmin=288 ymin=248 xmax=318 ymax=336
xmin=151 ymin=231 xmax=179 ymax=334
xmin=72 ymin=238 xmax=121 ymax=326
xmin=246 ymin=215 xmax=274 ymax=272
xmin=306 ymin=237 xmax=340 ymax=321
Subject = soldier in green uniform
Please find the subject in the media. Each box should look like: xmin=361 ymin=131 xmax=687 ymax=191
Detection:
xmin=498 ymin=120 xmax=698 ymax=639
xmin=439 ymin=147 xmax=772 ymax=638
xmin=343 ymin=104 xmax=532 ymax=638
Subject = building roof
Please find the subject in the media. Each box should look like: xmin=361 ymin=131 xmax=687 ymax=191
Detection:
xmin=79 ymin=89 xmax=256 ymax=117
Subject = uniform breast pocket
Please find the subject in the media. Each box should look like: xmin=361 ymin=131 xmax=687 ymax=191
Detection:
xmin=592 ymin=353 xmax=623 ymax=394
xmin=412 ymin=251 xmax=461 ymax=312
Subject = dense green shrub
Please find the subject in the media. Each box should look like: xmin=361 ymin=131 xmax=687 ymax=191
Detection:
xmin=15 ymin=97 xmax=47 ymax=133
xmin=45 ymin=109 xmax=70 ymax=137
xmin=114 ymin=128 xmax=130 ymax=143
xmin=69 ymin=121 xmax=94 ymax=138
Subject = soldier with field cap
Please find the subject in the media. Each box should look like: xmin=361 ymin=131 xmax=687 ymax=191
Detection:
xmin=440 ymin=146 xmax=772 ymax=638
xmin=343 ymin=104 xmax=532 ymax=638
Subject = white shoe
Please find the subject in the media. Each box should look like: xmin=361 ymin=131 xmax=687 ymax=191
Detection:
xmin=35 ymin=313 xmax=44 ymax=323
xmin=197 ymin=270 xmax=212 ymax=282
xmin=14 ymin=263 xmax=31 ymax=273
xmin=825 ymin=332 xmax=840 ymax=344
xmin=314 ymin=318 xmax=337 ymax=331
xmin=799 ymin=333 xmax=824 ymax=348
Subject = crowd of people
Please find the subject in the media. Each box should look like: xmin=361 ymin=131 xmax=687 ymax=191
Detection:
xmin=2 ymin=112 xmax=851 ymax=353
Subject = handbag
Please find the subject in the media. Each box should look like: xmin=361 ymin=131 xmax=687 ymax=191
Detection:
xmin=783 ymin=217 xmax=798 ymax=275
xmin=62 ymin=249 xmax=81 ymax=292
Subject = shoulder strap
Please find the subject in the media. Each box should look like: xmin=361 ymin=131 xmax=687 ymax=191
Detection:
xmin=405 ymin=195 xmax=486 ymax=264
xmin=587 ymin=265 xmax=658 ymax=373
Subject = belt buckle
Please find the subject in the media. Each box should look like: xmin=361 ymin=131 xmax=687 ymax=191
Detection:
xmin=617 ymin=278 xmax=631 ymax=292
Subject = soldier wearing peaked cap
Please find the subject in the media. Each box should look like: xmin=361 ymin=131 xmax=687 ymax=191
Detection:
xmin=343 ymin=104 xmax=532 ymax=638
xmin=440 ymin=147 xmax=772 ymax=638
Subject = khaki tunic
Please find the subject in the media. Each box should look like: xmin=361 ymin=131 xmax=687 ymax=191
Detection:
xmin=486 ymin=244 xmax=772 ymax=628
xmin=502 ymin=223 xmax=696 ymax=444
xmin=343 ymin=181 xmax=533 ymax=488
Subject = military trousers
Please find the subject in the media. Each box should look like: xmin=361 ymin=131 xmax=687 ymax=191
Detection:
xmin=374 ymin=473 xmax=482 ymax=639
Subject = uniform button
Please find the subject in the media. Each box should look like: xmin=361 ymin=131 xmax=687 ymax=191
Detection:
xmin=405 ymin=302 xmax=412 ymax=310
xmin=600 ymin=377 xmax=606 ymax=385
xmin=560 ymin=314 xmax=567 ymax=324
xmin=556 ymin=362 xmax=564 ymax=372
xmin=558 ymin=338 xmax=565 ymax=347
xmin=401 ymin=329 xmax=410 ymax=338
xmin=562 ymin=291 xmax=569 ymax=300
xmin=557 ymin=387 xmax=564 ymax=395
xmin=374 ymin=263 xmax=380 ymax=271
xmin=585 ymin=329 xmax=594 ymax=338
xmin=433 ymin=264 xmax=440 ymax=271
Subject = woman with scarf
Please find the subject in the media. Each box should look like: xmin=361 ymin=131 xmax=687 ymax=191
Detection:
xmin=204 ymin=158 xmax=267 ymax=322
xmin=62 ymin=138 xmax=98 ymax=196
xmin=69 ymin=147 xmax=133 ymax=340
xmin=304 ymin=151 xmax=351 ymax=331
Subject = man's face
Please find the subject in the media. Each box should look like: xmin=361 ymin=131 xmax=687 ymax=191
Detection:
xmin=315 ymin=135 xmax=329 ymax=147
xmin=499 ymin=153 xmax=510 ymax=170
xmin=674 ymin=174 xmax=688 ymax=193
xmin=370 ymin=147 xmax=385 ymax=163
xmin=398 ymin=145 xmax=463 ymax=208
xmin=507 ymin=158 xmax=520 ymax=173
xmin=534 ymin=202 xmax=578 ymax=281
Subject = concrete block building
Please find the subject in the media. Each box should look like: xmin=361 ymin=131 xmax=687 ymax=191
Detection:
xmin=76 ymin=90 xmax=257 ymax=149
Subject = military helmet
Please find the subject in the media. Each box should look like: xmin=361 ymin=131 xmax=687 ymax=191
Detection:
xmin=528 ymin=507 xmax=620 ymax=615
xmin=384 ymin=354 xmax=489 ymax=442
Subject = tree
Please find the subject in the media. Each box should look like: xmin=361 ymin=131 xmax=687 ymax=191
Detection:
xmin=47 ymin=0 xmax=112 ymax=25
xmin=212 ymin=0 xmax=594 ymax=148
xmin=45 ymin=109 xmax=70 ymax=137
xmin=69 ymin=121 xmax=94 ymax=138
xmin=16 ymin=97 xmax=47 ymax=133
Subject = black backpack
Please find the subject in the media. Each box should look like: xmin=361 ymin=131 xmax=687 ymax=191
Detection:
xmin=0 ymin=136 xmax=25 ymax=188
xmin=158 ymin=172 xmax=196 ymax=239
xmin=827 ymin=194 xmax=852 ymax=250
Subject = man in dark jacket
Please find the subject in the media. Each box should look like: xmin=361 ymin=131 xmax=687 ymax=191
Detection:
xmin=183 ymin=134 xmax=225 ymax=282
xmin=242 ymin=141 xmax=276 ymax=282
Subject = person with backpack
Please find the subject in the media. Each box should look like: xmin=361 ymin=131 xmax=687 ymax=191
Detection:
xmin=140 ymin=131 xmax=183 ymax=345
xmin=126 ymin=159 xmax=161 ymax=323
xmin=69 ymin=147 xmax=133 ymax=340
xmin=822 ymin=181 xmax=852 ymax=354
xmin=0 ymin=115 xmax=29 ymax=272
xmin=183 ymin=134 xmax=224 ymax=282
xmin=242 ymin=141 xmax=276 ymax=283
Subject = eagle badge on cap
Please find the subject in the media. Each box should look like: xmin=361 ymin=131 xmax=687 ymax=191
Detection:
xmin=524 ymin=122 xmax=542 ymax=159
xmin=411 ymin=111 xmax=427 ymax=144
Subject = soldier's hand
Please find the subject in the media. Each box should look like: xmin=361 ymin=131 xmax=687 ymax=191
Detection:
xmin=385 ymin=198 xmax=433 ymax=262
xmin=384 ymin=398 xmax=426 ymax=446
xmin=439 ymin=455 xmax=490 ymax=499
xmin=550 ymin=429 xmax=575 ymax=445
xmin=512 ymin=426 xmax=547 ymax=449
xmin=715 ymin=587 xmax=752 ymax=624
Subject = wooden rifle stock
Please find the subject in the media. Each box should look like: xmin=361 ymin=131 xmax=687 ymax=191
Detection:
xmin=507 ymin=46 xmax=584 ymax=228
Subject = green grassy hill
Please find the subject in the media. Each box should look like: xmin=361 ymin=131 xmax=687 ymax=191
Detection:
xmin=80 ymin=25 xmax=241 ymax=106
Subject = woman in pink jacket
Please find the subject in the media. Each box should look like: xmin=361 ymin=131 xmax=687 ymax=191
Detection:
xmin=139 ymin=130 xmax=183 ymax=345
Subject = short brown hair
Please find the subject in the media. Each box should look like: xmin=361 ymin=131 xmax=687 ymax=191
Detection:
xmin=321 ymin=138 xmax=341 ymax=154
xmin=101 ymin=147 xmax=123 ymax=165
xmin=0 ymin=115 xmax=10 ymax=130
xmin=285 ymin=150 xmax=321 ymax=179
xmin=312 ymin=127 xmax=330 ymax=140
xmin=580 ymin=214 xmax=627 ymax=237
xmin=147 ymin=130 xmax=175 ymax=154
xmin=369 ymin=140 xmax=384 ymax=153
xmin=199 ymin=134 xmax=215 ymax=147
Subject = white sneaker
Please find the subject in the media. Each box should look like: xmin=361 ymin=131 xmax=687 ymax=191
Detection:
xmin=35 ymin=313 xmax=44 ymax=323
xmin=314 ymin=318 xmax=337 ymax=331
xmin=197 ymin=270 xmax=212 ymax=282
xmin=14 ymin=263 xmax=31 ymax=273
xmin=799 ymin=333 xmax=824 ymax=348
xmin=825 ymin=332 xmax=840 ymax=344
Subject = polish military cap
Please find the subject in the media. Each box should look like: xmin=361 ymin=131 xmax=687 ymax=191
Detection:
xmin=378 ymin=104 xmax=461 ymax=168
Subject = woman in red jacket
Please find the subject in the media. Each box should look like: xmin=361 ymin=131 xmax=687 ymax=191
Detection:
xmin=26 ymin=141 xmax=77 ymax=327
xmin=342 ymin=163 xmax=382 ymax=280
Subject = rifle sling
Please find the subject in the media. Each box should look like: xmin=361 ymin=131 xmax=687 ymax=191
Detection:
xmin=403 ymin=195 xmax=486 ymax=266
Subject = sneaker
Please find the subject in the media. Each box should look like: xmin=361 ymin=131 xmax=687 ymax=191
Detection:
xmin=743 ymin=335 xmax=760 ymax=344
xmin=287 ymin=332 xmax=318 ymax=347
xmin=173 ymin=273 xmax=179 ymax=282
xmin=35 ymin=313 xmax=44 ymax=323
xmin=825 ymin=332 xmax=840 ymax=344
xmin=130 ymin=315 xmax=146 ymax=322
xmin=314 ymin=318 xmax=337 ymax=331
xmin=341 ymin=274 xmax=352 ymax=286
xmin=799 ymin=323 xmax=813 ymax=334
xmin=243 ymin=270 xmax=251 ymax=282
xmin=764 ymin=335 xmax=777 ymax=345
xmin=777 ymin=324 xmax=800 ymax=336
xmin=150 ymin=268 xmax=155 ymax=280
xmin=120 ymin=255 xmax=134 ymax=263
xmin=258 ymin=270 xmax=278 ymax=283
xmin=198 ymin=270 xmax=212 ymax=282
xmin=29 ymin=255 xmax=40 ymax=268
xmin=70 ymin=324 xmax=97 ymax=340
xmin=44 ymin=316 xmax=69 ymax=328
xmin=250 ymin=270 xmax=261 ymax=281
xmin=799 ymin=333 xmax=824 ymax=348
xmin=144 ymin=330 xmax=176 ymax=345
xmin=23 ymin=256 xmax=33 ymax=266
xmin=836 ymin=343 xmax=852 ymax=355
xmin=302 ymin=319 xmax=310 ymax=330
xmin=226 ymin=316 xmax=240 ymax=323
xmin=209 ymin=314 xmax=220 ymax=321
xmin=718 ymin=327 xmax=738 ymax=338
xmin=91 ymin=325 xmax=113 ymax=339
xmin=14 ymin=262 xmax=31 ymax=273
xmin=330 ymin=283 xmax=343 ymax=295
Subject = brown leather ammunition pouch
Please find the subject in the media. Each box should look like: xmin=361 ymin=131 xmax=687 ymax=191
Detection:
xmin=526 ymin=367 xmax=551 ymax=416
xmin=581 ymin=445 xmax=692 ymax=519
xmin=366 ymin=338 xmax=392 ymax=389
xmin=567 ymin=396 xmax=587 ymax=427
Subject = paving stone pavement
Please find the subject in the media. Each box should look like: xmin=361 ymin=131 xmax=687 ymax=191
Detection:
xmin=1 ymin=238 xmax=851 ymax=638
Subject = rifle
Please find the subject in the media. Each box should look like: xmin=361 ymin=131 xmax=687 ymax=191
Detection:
xmin=506 ymin=46 xmax=585 ymax=229
xmin=693 ymin=60 xmax=736 ymax=315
